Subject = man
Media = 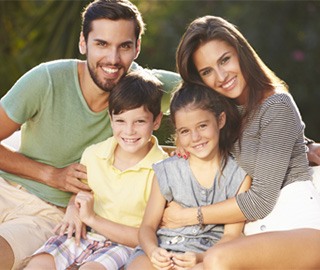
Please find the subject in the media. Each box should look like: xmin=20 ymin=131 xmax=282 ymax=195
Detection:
xmin=0 ymin=0 xmax=180 ymax=268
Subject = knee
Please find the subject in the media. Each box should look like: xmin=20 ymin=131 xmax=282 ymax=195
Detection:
xmin=203 ymin=246 xmax=228 ymax=270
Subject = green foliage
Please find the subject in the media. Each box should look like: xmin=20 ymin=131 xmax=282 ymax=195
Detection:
xmin=1 ymin=0 xmax=320 ymax=141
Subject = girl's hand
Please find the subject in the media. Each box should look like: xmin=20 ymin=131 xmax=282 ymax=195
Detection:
xmin=150 ymin=247 xmax=174 ymax=270
xmin=171 ymin=252 xmax=197 ymax=269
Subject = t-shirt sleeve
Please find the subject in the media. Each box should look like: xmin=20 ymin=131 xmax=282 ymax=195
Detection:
xmin=153 ymin=159 xmax=174 ymax=202
xmin=1 ymin=63 xmax=50 ymax=124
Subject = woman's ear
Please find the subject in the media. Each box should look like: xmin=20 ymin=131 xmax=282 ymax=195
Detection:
xmin=218 ymin=112 xmax=226 ymax=130
xmin=79 ymin=32 xmax=86 ymax=55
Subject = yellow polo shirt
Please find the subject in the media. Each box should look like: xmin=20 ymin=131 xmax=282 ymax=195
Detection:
xmin=80 ymin=135 xmax=168 ymax=228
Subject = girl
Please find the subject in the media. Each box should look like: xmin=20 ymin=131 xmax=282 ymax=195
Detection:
xmin=162 ymin=15 xmax=320 ymax=269
xmin=127 ymin=84 xmax=251 ymax=269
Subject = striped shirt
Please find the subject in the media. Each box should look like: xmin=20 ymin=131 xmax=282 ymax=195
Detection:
xmin=233 ymin=92 xmax=311 ymax=221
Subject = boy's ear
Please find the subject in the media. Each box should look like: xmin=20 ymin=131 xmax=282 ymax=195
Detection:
xmin=218 ymin=112 xmax=226 ymax=130
xmin=79 ymin=32 xmax=86 ymax=55
xmin=153 ymin=112 xmax=163 ymax=131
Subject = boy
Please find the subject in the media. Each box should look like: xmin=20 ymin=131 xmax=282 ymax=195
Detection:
xmin=24 ymin=70 xmax=168 ymax=270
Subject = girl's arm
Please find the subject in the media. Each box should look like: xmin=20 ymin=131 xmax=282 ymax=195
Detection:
xmin=139 ymin=176 xmax=169 ymax=257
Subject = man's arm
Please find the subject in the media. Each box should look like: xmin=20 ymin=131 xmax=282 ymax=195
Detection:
xmin=0 ymin=105 xmax=90 ymax=193
xmin=306 ymin=140 xmax=320 ymax=166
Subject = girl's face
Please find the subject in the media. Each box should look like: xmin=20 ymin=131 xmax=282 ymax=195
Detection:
xmin=175 ymin=107 xmax=225 ymax=161
xmin=193 ymin=39 xmax=248 ymax=105
xmin=111 ymin=106 xmax=162 ymax=156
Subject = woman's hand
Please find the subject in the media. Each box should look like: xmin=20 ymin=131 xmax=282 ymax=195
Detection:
xmin=161 ymin=201 xmax=189 ymax=229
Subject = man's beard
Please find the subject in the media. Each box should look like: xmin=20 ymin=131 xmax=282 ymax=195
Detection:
xmin=88 ymin=63 xmax=121 ymax=93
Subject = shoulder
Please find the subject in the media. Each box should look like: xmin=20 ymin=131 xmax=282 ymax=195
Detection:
xmin=82 ymin=137 xmax=115 ymax=159
xmin=153 ymin=155 xmax=185 ymax=171
xmin=224 ymin=155 xmax=246 ymax=176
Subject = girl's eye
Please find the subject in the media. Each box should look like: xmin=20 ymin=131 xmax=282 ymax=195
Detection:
xmin=199 ymin=124 xmax=207 ymax=130
xmin=178 ymin=129 xmax=190 ymax=136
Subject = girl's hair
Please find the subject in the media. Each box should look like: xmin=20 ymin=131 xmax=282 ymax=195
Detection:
xmin=81 ymin=0 xmax=145 ymax=44
xmin=176 ymin=15 xmax=287 ymax=124
xmin=108 ymin=70 xmax=163 ymax=120
xmin=170 ymin=83 xmax=241 ymax=169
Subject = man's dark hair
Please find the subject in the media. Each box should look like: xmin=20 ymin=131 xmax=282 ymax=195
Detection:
xmin=82 ymin=0 xmax=145 ymax=43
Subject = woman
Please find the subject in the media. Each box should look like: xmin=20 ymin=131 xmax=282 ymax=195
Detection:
xmin=163 ymin=15 xmax=320 ymax=269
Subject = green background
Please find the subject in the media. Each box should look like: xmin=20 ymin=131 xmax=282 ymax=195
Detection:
xmin=1 ymin=0 xmax=319 ymax=143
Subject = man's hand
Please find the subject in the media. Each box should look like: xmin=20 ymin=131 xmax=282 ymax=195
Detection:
xmin=307 ymin=142 xmax=320 ymax=166
xmin=47 ymin=163 xmax=91 ymax=193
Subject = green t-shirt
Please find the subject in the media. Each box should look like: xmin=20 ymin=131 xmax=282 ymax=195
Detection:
xmin=0 ymin=59 xmax=181 ymax=207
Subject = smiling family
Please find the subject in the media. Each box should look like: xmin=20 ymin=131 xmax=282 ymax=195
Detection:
xmin=0 ymin=0 xmax=320 ymax=269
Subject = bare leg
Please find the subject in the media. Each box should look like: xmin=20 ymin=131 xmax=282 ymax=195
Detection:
xmin=203 ymin=229 xmax=320 ymax=270
xmin=79 ymin=262 xmax=105 ymax=270
xmin=23 ymin=253 xmax=55 ymax=270
xmin=0 ymin=236 xmax=14 ymax=269
xmin=127 ymin=254 xmax=157 ymax=270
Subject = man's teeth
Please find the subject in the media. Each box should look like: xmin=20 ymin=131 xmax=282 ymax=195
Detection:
xmin=102 ymin=67 xmax=118 ymax=74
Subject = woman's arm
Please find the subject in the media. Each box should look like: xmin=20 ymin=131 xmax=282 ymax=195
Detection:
xmin=161 ymin=175 xmax=251 ymax=229
xmin=217 ymin=175 xmax=252 ymax=245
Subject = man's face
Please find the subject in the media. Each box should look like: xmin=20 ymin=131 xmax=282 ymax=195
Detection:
xmin=80 ymin=19 xmax=140 ymax=92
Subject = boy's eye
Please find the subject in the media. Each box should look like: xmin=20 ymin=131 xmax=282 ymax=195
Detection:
xmin=115 ymin=119 xmax=125 ymax=123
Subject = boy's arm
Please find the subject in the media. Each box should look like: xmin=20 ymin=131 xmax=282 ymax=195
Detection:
xmin=75 ymin=190 xmax=141 ymax=248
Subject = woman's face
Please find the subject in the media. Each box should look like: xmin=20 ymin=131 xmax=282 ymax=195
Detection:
xmin=193 ymin=39 xmax=248 ymax=105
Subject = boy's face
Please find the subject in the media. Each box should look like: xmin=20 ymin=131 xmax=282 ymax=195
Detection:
xmin=80 ymin=19 xmax=141 ymax=92
xmin=111 ymin=106 xmax=162 ymax=155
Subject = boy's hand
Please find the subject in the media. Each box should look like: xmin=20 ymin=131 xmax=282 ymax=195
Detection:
xmin=54 ymin=203 xmax=87 ymax=245
xmin=75 ymin=191 xmax=96 ymax=224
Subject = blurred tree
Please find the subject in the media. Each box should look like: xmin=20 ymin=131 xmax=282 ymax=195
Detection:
xmin=0 ymin=0 xmax=319 ymax=141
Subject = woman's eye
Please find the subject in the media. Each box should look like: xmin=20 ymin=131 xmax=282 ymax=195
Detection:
xmin=221 ymin=56 xmax=230 ymax=65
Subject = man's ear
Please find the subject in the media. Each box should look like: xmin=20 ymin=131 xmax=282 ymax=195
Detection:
xmin=79 ymin=32 xmax=87 ymax=55
xmin=153 ymin=112 xmax=163 ymax=131
xmin=218 ymin=112 xmax=226 ymax=130
xmin=134 ymin=38 xmax=141 ymax=60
